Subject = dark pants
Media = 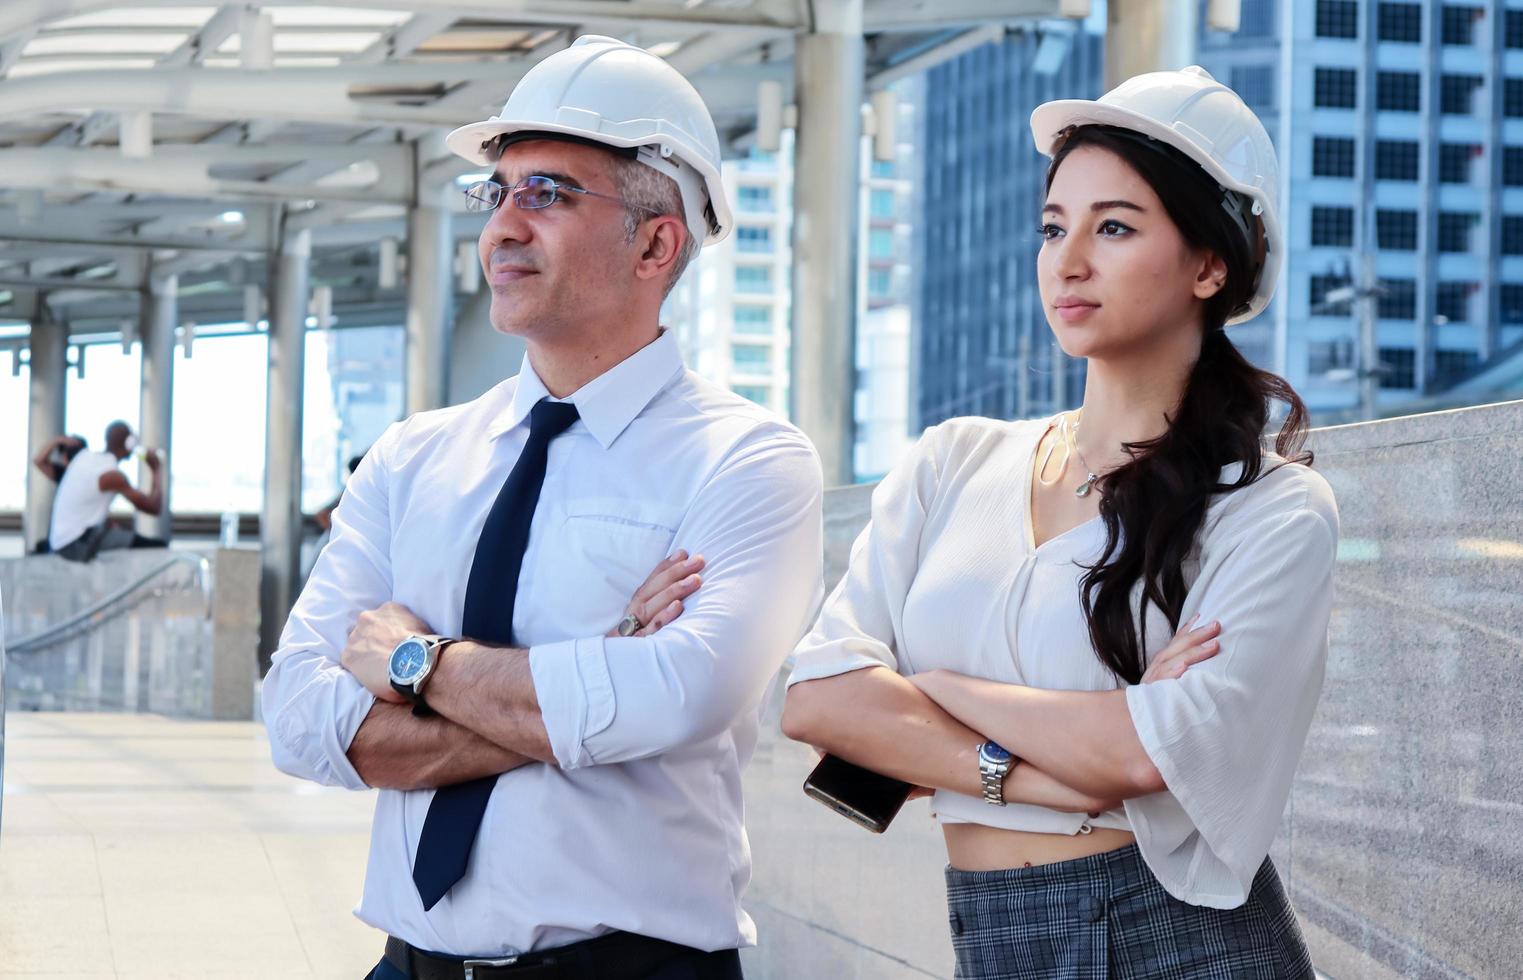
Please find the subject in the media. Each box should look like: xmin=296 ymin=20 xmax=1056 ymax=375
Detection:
xmin=54 ymin=522 xmax=168 ymax=562
xmin=366 ymin=943 xmax=742 ymax=980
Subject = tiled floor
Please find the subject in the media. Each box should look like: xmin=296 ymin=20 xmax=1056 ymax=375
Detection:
xmin=0 ymin=712 xmax=382 ymax=978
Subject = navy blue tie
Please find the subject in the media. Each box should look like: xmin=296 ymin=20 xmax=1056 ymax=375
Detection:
xmin=412 ymin=397 xmax=580 ymax=911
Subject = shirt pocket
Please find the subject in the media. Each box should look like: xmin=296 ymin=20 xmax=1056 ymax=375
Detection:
xmin=551 ymin=497 xmax=687 ymax=625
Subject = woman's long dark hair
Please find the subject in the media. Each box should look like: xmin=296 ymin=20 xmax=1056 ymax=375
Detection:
xmin=1045 ymin=125 xmax=1313 ymax=684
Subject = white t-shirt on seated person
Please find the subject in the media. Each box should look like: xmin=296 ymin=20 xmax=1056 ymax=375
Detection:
xmin=49 ymin=449 xmax=122 ymax=551
xmin=788 ymin=414 xmax=1340 ymax=910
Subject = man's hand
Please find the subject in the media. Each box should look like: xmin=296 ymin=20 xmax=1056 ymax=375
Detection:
xmin=341 ymin=601 xmax=434 ymax=702
xmin=143 ymin=449 xmax=163 ymax=471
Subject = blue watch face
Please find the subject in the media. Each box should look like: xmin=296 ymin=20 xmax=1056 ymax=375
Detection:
xmin=389 ymin=639 xmax=428 ymax=683
xmin=982 ymin=742 xmax=1013 ymax=764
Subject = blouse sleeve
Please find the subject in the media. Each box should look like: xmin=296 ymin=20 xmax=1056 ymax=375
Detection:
xmin=1123 ymin=467 xmax=1340 ymax=908
xmin=786 ymin=423 xmax=946 ymax=686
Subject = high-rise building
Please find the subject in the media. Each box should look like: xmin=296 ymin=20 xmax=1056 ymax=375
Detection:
xmin=1209 ymin=0 xmax=1523 ymax=418
xmin=915 ymin=24 xmax=1105 ymax=430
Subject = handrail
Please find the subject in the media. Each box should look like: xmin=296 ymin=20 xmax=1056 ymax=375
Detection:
xmin=3 ymin=552 xmax=212 ymax=656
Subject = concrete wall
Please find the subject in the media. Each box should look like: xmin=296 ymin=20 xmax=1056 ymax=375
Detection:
xmin=741 ymin=399 xmax=1523 ymax=980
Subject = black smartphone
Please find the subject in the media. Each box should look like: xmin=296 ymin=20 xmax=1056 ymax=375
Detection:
xmin=802 ymin=754 xmax=913 ymax=834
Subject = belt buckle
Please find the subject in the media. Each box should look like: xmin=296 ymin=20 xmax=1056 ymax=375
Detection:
xmin=462 ymin=956 xmax=519 ymax=980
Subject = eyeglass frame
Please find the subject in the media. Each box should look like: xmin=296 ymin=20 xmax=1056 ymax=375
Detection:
xmin=463 ymin=175 xmax=663 ymax=218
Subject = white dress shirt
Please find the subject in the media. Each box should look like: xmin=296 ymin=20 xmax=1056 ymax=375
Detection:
xmin=789 ymin=415 xmax=1339 ymax=909
xmin=262 ymin=330 xmax=824 ymax=955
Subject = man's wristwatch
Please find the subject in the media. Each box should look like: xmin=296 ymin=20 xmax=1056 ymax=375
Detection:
xmin=978 ymin=740 xmax=1015 ymax=806
xmin=388 ymin=634 xmax=456 ymax=717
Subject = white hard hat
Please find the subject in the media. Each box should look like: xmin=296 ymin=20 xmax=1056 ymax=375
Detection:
xmin=446 ymin=34 xmax=732 ymax=247
xmin=1029 ymin=65 xmax=1281 ymax=325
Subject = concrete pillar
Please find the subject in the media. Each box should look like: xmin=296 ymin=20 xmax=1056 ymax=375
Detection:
xmin=23 ymin=309 xmax=66 ymax=552
xmin=259 ymin=229 xmax=309 ymax=665
xmin=405 ymin=176 xmax=453 ymax=416
xmin=1105 ymin=0 xmax=1196 ymax=88
xmin=135 ymin=274 xmax=176 ymax=542
xmin=789 ymin=0 xmax=864 ymax=487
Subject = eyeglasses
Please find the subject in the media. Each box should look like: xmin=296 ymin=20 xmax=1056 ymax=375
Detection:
xmin=463 ymin=175 xmax=661 ymax=217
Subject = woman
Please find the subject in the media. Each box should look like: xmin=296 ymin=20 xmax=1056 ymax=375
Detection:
xmin=779 ymin=67 xmax=1337 ymax=978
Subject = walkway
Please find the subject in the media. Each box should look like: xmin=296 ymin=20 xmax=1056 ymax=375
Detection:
xmin=0 ymin=712 xmax=379 ymax=978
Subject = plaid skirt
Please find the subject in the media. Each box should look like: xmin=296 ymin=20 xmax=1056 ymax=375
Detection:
xmin=943 ymin=844 xmax=1313 ymax=980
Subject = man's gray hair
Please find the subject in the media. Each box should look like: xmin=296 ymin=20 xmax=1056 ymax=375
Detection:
xmin=607 ymin=155 xmax=699 ymax=296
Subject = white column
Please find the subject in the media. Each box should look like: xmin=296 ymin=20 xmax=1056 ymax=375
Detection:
xmin=23 ymin=306 xmax=66 ymax=552
xmin=405 ymin=174 xmax=453 ymax=416
xmin=135 ymin=274 xmax=176 ymax=541
xmin=259 ymin=228 xmax=309 ymax=664
xmin=1105 ymin=0 xmax=1197 ymax=88
xmin=789 ymin=0 xmax=864 ymax=487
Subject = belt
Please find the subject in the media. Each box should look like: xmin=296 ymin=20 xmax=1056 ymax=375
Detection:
xmin=383 ymin=931 xmax=694 ymax=980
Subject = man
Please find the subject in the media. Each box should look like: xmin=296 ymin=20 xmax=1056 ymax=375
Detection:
xmin=31 ymin=432 xmax=88 ymax=485
xmin=48 ymin=421 xmax=168 ymax=562
xmin=261 ymin=36 xmax=824 ymax=980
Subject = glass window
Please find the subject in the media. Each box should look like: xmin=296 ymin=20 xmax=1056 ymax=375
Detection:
xmin=1502 ymin=283 xmax=1523 ymax=323
xmin=1375 ymin=140 xmax=1420 ymax=181
xmin=1230 ymin=65 xmax=1276 ymax=113
xmin=1377 ymin=209 xmax=1419 ymax=249
xmin=1308 ymin=337 xmax=1355 ymax=374
xmin=1379 ymin=278 xmax=1417 ymax=319
xmin=732 ymin=384 xmax=770 ymax=404
xmin=868 ymin=267 xmax=893 ymax=297
xmin=735 ymin=266 xmax=772 ymax=293
xmin=1314 ymin=67 xmax=1358 ymax=110
xmin=1313 ymin=136 xmax=1357 ymax=177
xmin=869 ymin=188 xmax=896 ymax=219
xmin=735 ymin=225 xmax=771 ymax=253
xmin=1314 ymin=67 xmax=1358 ymax=109
xmin=1315 ymin=0 xmax=1359 ymax=38
xmin=1441 ymin=5 xmax=1481 ymax=45
xmin=1507 ymin=79 xmax=1523 ymax=117
xmin=168 ymin=332 xmax=269 ymax=514
xmin=1505 ymin=147 xmax=1523 ymax=186
xmin=1439 ymin=143 xmax=1476 ymax=184
xmin=1311 ymin=205 xmax=1355 ymax=246
xmin=1440 ymin=75 xmax=1483 ymax=115
xmin=1378 ymin=2 xmax=1423 ymax=42
xmin=1509 ymin=10 xmax=1523 ymax=48
xmin=733 ymin=305 xmax=771 ymax=335
xmin=731 ymin=344 xmax=772 ymax=372
xmin=1437 ymin=212 xmax=1476 ymax=252
xmin=1239 ymin=0 xmax=1275 ymax=36
xmin=1503 ymin=215 xmax=1523 ymax=254
xmin=737 ymin=185 xmax=773 ymax=211
xmin=1310 ymin=273 xmax=1353 ymax=315
xmin=1376 ymin=71 xmax=1421 ymax=112
xmin=1435 ymin=281 xmax=1473 ymax=322
xmin=1377 ymin=346 xmax=1416 ymax=389
xmin=1432 ymin=348 xmax=1480 ymax=387
xmin=869 ymin=227 xmax=895 ymax=259
xmin=870 ymin=159 xmax=895 ymax=178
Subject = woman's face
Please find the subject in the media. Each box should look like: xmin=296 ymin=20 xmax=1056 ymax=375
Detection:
xmin=1038 ymin=144 xmax=1224 ymax=362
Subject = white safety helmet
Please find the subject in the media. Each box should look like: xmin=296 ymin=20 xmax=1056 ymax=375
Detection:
xmin=1029 ymin=65 xmax=1281 ymax=325
xmin=446 ymin=34 xmax=732 ymax=248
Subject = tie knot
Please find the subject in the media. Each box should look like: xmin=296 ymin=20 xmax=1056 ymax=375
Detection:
xmin=528 ymin=398 xmax=580 ymax=440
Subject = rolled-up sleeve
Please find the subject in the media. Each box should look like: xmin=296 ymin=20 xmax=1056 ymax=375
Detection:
xmin=786 ymin=423 xmax=944 ymax=687
xmin=529 ymin=427 xmax=824 ymax=769
xmin=260 ymin=423 xmax=401 ymax=789
xmin=1124 ymin=472 xmax=1340 ymax=908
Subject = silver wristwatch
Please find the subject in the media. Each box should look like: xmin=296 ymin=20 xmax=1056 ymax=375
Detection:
xmin=977 ymin=741 xmax=1015 ymax=806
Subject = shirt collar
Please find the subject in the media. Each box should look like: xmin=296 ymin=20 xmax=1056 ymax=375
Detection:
xmin=488 ymin=330 xmax=684 ymax=449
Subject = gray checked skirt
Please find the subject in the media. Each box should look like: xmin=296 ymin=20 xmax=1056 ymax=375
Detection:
xmin=943 ymin=844 xmax=1313 ymax=979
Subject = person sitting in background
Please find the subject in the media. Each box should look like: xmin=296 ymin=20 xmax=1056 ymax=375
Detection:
xmin=31 ymin=433 xmax=89 ymax=484
xmin=313 ymin=451 xmax=368 ymax=534
xmin=49 ymin=420 xmax=169 ymax=562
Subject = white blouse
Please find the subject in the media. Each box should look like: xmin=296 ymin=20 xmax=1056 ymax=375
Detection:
xmin=788 ymin=414 xmax=1339 ymax=909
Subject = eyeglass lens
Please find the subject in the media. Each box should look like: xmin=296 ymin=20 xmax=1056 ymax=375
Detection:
xmin=463 ymin=176 xmax=558 ymax=213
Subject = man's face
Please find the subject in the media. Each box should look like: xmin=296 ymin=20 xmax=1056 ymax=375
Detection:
xmin=477 ymin=139 xmax=640 ymax=342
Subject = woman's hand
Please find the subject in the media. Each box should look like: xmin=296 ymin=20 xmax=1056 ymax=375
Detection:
xmin=608 ymin=550 xmax=706 ymax=638
xmin=1139 ymin=615 xmax=1222 ymax=684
